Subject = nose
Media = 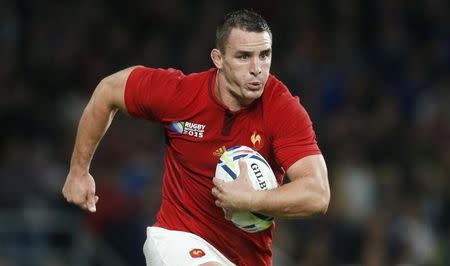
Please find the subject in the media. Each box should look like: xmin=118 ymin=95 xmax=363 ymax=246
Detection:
xmin=249 ymin=57 xmax=262 ymax=76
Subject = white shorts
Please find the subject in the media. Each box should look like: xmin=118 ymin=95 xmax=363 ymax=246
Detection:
xmin=143 ymin=226 xmax=236 ymax=266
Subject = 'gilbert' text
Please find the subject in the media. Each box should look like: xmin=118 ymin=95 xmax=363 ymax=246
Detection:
xmin=251 ymin=163 xmax=267 ymax=190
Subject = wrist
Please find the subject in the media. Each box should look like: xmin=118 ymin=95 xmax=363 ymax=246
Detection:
xmin=69 ymin=164 xmax=89 ymax=176
xmin=70 ymin=152 xmax=91 ymax=176
xmin=248 ymin=190 xmax=266 ymax=212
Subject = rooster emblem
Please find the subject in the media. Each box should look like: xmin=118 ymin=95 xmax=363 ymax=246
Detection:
xmin=251 ymin=131 xmax=263 ymax=150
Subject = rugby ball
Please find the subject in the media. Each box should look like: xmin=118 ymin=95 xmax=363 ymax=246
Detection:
xmin=215 ymin=145 xmax=278 ymax=233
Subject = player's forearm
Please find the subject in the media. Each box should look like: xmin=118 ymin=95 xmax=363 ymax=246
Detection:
xmin=70 ymin=83 xmax=118 ymax=174
xmin=251 ymin=176 xmax=330 ymax=218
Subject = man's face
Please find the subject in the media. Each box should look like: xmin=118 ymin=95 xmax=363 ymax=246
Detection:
xmin=219 ymin=28 xmax=272 ymax=106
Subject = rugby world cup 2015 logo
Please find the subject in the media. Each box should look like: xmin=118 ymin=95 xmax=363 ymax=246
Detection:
xmin=169 ymin=121 xmax=206 ymax=138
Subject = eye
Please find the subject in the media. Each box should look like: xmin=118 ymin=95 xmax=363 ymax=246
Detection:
xmin=260 ymin=52 xmax=270 ymax=60
xmin=238 ymin=54 xmax=249 ymax=60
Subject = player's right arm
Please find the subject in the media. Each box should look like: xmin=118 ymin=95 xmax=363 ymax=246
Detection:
xmin=62 ymin=66 xmax=139 ymax=212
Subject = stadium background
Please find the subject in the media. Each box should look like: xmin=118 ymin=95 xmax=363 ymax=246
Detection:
xmin=1 ymin=0 xmax=449 ymax=265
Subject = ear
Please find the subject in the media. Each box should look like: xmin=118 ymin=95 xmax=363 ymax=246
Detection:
xmin=211 ymin=48 xmax=223 ymax=69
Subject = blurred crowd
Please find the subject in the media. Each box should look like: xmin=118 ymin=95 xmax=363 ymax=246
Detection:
xmin=1 ymin=0 xmax=449 ymax=265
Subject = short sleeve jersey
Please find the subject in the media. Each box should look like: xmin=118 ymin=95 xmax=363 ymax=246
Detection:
xmin=125 ymin=67 xmax=321 ymax=266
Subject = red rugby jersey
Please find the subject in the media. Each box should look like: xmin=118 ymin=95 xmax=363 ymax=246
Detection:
xmin=124 ymin=67 xmax=321 ymax=265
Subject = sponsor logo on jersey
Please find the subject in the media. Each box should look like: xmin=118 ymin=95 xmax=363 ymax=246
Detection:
xmin=169 ymin=121 xmax=206 ymax=138
xmin=251 ymin=131 xmax=263 ymax=150
xmin=213 ymin=145 xmax=227 ymax=157
xmin=189 ymin=248 xmax=206 ymax=258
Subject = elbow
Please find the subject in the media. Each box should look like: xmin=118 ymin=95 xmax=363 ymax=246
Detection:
xmin=307 ymin=185 xmax=330 ymax=216
xmin=93 ymin=78 xmax=119 ymax=111
xmin=307 ymin=195 xmax=329 ymax=217
xmin=316 ymin=186 xmax=330 ymax=215
xmin=318 ymin=191 xmax=330 ymax=215
xmin=315 ymin=171 xmax=331 ymax=215
xmin=293 ymin=187 xmax=330 ymax=218
xmin=96 ymin=78 xmax=114 ymax=99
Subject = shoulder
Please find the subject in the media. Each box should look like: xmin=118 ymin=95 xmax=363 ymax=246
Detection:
xmin=130 ymin=66 xmax=186 ymax=81
xmin=128 ymin=66 xmax=214 ymax=94
xmin=261 ymin=74 xmax=313 ymax=128
xmin=161 ymin=68 xmax=215 ymax=118
xmin=167 ymin=68 xmax=214 ymax=101
xmin=262 ymin=74 xmax=299 ymax=108
xmin=179 ymin=68 xmax=215 ymax=88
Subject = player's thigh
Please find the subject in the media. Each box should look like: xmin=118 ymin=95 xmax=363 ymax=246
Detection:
xmin=143 ymin=226 xmax=235 ymax=266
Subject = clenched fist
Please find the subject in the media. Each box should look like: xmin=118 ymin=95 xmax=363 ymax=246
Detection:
xmin=62 ymin=170 xmax=99 ymax=212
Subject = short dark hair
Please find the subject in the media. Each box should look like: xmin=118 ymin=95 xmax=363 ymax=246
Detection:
xmin=215 ymin=9 xmax=272 ymax=53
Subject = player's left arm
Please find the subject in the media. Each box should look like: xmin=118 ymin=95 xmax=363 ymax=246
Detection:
xmin=251 ymin=154 xmax=330 ymax=218
xmin=212 ymin=154 xmax=330 ymax=219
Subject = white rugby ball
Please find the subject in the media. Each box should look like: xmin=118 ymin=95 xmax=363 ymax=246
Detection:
xmin=215 ymin=145 xmax=278 ymax=233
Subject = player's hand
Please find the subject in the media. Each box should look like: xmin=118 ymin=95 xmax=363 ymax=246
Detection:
xmin=62 ymin=170 xmax=99 ymax=212
xmin=212 ymin=159 xmax=256 ymax=213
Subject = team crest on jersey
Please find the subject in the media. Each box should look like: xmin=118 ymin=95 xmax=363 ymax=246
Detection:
xmin=189 ymin=248 xmax=205 ymax=258
xmin=169 ymin=121 xmax=206 ymax=138
xmin=251 ymin=131 xmax=264 ymax=150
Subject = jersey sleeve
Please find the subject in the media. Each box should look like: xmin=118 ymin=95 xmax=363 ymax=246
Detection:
xmin=124 ymin=67 xmax=185 ymax=121
xmin=270 ymin=86 xmax=321 ymax=171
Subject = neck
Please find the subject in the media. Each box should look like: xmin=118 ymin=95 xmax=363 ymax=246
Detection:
xmin=215 ymin=70 xmax=250 ymax=112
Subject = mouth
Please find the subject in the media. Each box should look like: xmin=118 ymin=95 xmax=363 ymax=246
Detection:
xmin=247 ymin=81 xmax=263 ymax=91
